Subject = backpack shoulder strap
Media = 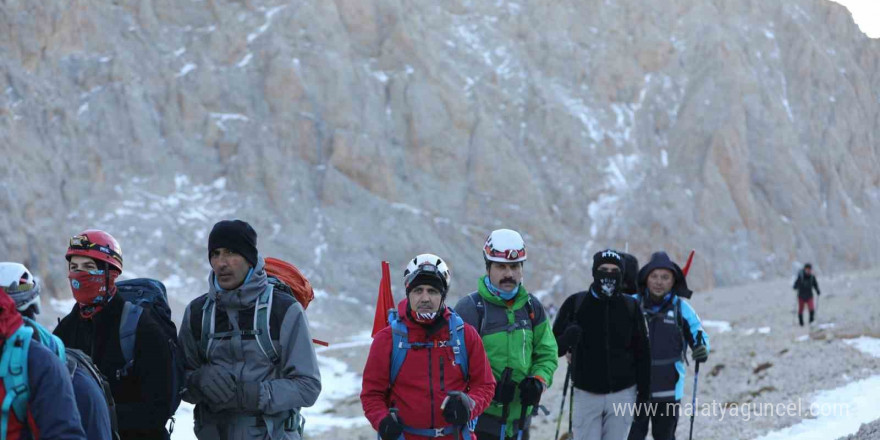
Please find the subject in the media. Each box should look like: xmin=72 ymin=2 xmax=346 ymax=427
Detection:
xmin=674 ymin=298 xmax=689 ymax=365
xmin=65 ymin=348 xmax=120 ymax=438
xmin=200 ymin=296 xmax=216 ymax=362
xmin=1 ymin=325 xmax=33 ymax=438
xmin=468 ymin=292 xmax=486 ymax=335
xmin=388 ymin=310 xmax=409 ymax=387
xmin=447 ymin=310 xmax=469 ymax=381
xmin=22 ymin=317 xmax=66 ymax=363
xmin=117 ymin=301 xmax=143 ymax=379
xmin=254 ymin=284 xmax=281 ymax=365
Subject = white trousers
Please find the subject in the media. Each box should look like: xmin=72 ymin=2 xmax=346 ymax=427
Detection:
xmin=572 ymin=386 xmax=636 ymax=440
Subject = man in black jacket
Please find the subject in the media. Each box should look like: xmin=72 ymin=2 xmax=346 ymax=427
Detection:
xmin=553 ymin=249 xmax=651 ymax=440
xmin=54 ymin=229 xmax=174 ymax=440
xmin=793 ymin=263 xmax=821 ymax=326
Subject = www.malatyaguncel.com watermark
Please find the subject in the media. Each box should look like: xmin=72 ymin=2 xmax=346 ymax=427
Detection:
xmin=612 ymin=400 xmax=851 ymax=422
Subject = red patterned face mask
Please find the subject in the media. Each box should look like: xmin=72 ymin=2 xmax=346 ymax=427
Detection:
xmin=69 ymin=270 xmax=118 ymax=317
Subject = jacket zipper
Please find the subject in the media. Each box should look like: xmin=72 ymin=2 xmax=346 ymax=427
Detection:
xmin=605 ymin=300 xmax=612 ymax=393
xmin=428 ymin=347 xmax=435 ymax=428
xmin=439 ymin=355 xmax=446 ymax=392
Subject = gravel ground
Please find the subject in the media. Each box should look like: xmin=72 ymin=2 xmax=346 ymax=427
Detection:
xmin=304 ymin=269 xmax=880 ymax=440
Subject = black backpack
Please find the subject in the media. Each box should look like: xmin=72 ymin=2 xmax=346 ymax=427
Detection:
xmin=115 ymin=279 xmax=184 ymax=426
xmin=65 ymin=348 xmax=121 ymax=440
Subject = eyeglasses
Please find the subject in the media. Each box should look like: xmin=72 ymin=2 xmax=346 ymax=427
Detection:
xmin=69 ymin=235 xmax=123 ymax=263
xmin=404 ymin=263 xmax=448 ymax=290
xmin=484 ymin=246 xmax=526 ymax=261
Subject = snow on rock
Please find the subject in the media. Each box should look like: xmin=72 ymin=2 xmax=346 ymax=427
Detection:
xmin=702 ymin=320 xmax=732 ymax=333
xmin=300 ymin=355 xmax=364 ymax=432
xmin=844 ymin=337 xmax=880 ymax=358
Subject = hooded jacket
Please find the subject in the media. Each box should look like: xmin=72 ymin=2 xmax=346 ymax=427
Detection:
xmin=179 ymin=256 xmax=321 ymax=440
xmin=634 ymin=251 xmax=710 ymax=402
xmin=0 ymin=291 xmax=86 ymax=440
xmin=54 ymin=291 xmax=173 ymax=439
xmin=453 ymin=277 xmax=558 ymax=438
xmin=793 ymin=270 xmax=820 ymax=300
xmin=361 ymin=299 xmax=496 ymax=440
xmin=552 ymin=286 xmax=651 ymax=401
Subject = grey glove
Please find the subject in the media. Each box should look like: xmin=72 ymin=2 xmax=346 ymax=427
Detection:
xmin=235 ymin=381 xmax=262 ymax=411
xmin=692 ymin=345 xmax=708 ymax=363
xmin=190 ymin=365 xmax=236 ymax=404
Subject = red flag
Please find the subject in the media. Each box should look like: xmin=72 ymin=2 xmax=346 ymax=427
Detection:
xmin=372 ymin=261 xmax=396 ymax=337
xmin=682 ymin=249 xmax=696 ymax=277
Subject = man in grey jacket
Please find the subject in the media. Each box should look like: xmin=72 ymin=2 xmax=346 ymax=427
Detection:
xmin=179 ymin=220 xmax=322 ymax=439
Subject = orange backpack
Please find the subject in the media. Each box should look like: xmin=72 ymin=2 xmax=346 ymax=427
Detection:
xmin=264 ymin=257 xmax=314 ymax=310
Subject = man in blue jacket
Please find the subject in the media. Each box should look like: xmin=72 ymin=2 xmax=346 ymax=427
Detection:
xmin=628 ymin=252 xmax=710 ymax=440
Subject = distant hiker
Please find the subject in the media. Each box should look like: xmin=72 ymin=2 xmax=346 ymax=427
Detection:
xmin=55 ymin=229 xmax=177 ymax=440
xmin=0 ymin=267 xmax=87 ymax=440
xmin=553 ymin=249 xmax=651 ymax=440
xmin=0 ymin=262 xmax=114 ymax=440
xmin=628 ymin=251 xmax=710 ymax=440
xmin=179 ymin=219 xmax=321 ymax=439
xmin=361 ymin=254 xmax=496 ymax=440
xmin=793 ymin=263 xmax=821 ymax=326
xmin=454 ymin=229 xmax=559 ymax=440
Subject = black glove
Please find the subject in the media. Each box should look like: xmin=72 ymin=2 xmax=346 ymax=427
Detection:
xmin=493 ymin=375 xmax=516 ymax=405
xmin=190 ymin=365 xmax=236 ymax=405
xmin=559 ymin=324 xmax=583 ymax=350
xmin=519 ymin=377 xmax=545 ymax=406
xmin=442 ymin=392 xmax=475 ymax=426
xmin=235 ymin=381 xmax=262 ymax=411
xmin=378 ymin=412 xmax=404 ymax=440
xmin=692 ymin=345 xmax=708 ymax=363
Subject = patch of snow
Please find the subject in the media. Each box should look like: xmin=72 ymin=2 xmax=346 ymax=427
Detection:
xmin=236 ymin=53 xmax=253 ymax=68
xmin=796 ymin=335 xmax=810 ymax=342
xmin=372 ymin=70 xmax=389 ymax=83
xmin=314 ymin=243 xmax=328 ymax=266
xmin=753 ymin=375 xmax=880 ymax=440
xmin=176 ymin=63 xmax=197 ymax=78
xmin=209 ymin=113 xmax=249 ymax=131
xmin=247 ymin=5 xmax=287 ymax=43
xmin=661 ymin=149 xmax=668 ymax=167
xmin=77 ymin=102 xmax=89 ymax=116
xmin=50 ymin=298 xmax=76 ymax=315
xmin=702 ymin=320 xmax=732 ymax=333
xmin=764 ymin=29 xmax=775 ymax=39
xmin=844 ymin=337 xmax=880 ymax=358
xmin=390 ymin=203 xmax=422 ymax=216
xmin=174 ymin=47 xmax=186 ymax=57
xmin=758 ymin=327 xmax=771 ymax=334
xmin=300 ymin=355 xmax=364 ymax=432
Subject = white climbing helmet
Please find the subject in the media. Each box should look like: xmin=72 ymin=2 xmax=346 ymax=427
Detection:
xmin=403 ymin=254 xmax=451 ymax=294
xmin=483 ymin=229 xmax=527 ymax=263
xmin=0 ymin=262 xmax=41 ymax=314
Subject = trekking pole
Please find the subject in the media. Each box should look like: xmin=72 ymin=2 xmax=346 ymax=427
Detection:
xmin=688 ymin=331 xmax=704 ymax=440
xmin=554 ymin=363 xmax=572 ymax=440
xmin=498 ymin=368 xmax=513 ymax=440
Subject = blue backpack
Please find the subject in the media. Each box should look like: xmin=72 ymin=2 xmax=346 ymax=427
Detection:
xmin=115 ymin=279 xmax=184 ymax=428
xmin=0 ymin=324 xmax=34 ymax=440
xmin=386 ymin=308 xmax=477 ymax=438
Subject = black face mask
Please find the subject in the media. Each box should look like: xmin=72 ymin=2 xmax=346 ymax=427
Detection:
xmin=595 ymin=271 xmax=623 ymax=297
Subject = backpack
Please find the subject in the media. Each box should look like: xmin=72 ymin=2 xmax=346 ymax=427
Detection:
xmin=16 ymin=318 xmax=120 ymax=440
xmin=197 ymin=258 xmax=315 ymax=365
xmin=0 ymin=324 xmax=34 ymax=440
xmin=65 ymin=348 xmax=121 ymax=440
xmin=466 ymin=292 xmax=540 ymax=336
xmin=387 ymin=307 xmax=470 ymax=386
xmin=115 ymin=278 xmax=185 ymax=425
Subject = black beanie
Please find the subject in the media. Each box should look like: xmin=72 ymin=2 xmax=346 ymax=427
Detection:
xmin=405 ymin=272 xmax=448 ymax=297
xmin=208 ymin=220 xmax=258 ymax=267
xmin=592 ymin=249 xmax=624 ymax=278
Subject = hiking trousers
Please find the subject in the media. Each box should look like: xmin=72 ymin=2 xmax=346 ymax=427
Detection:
xmin=627 ymin=400 xmax=679 ymax=440
xmin=572 ymin=385 xmax=636 ymax=440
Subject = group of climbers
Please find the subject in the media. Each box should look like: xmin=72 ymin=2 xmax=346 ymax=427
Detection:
xmin=2 ymin=219 xmax=321 ymax=440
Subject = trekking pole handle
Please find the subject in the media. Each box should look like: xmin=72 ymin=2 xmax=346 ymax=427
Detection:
xmin=694 ymin=330 xmax=704 ymax=373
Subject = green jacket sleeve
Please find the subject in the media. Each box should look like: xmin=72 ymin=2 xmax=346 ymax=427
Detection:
xmin=528 ymin=311 xmax=559 ymax=387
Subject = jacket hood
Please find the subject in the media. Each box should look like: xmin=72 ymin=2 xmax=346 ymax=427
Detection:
xmin=0 ymin=290 xmax=24 ymax=339
xmin=208 ymin=255 xmax=269 ymax=310
xmin=637 ymin=251 xmax=692 ymax=299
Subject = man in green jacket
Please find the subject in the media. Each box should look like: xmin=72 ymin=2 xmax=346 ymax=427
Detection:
xmin=454 ymin=229 xmax=559 ymax=440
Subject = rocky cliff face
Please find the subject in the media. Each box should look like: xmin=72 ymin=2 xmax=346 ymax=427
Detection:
xmin=1 ymin=0 xmax=878 ymax=324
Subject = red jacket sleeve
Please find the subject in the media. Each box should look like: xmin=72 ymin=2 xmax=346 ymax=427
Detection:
xmin=462 ymin=324 xmax=496 ymax=417
xmin=360 ymin=327 xmax=393 ymax=431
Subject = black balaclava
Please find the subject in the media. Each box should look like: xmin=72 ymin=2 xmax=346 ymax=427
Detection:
xmin=592 ymin=249 xmax=624 ymax=298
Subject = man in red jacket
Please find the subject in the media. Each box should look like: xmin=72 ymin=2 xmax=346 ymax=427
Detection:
xmin=361 ymin=254 xmax=496 ymax=440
